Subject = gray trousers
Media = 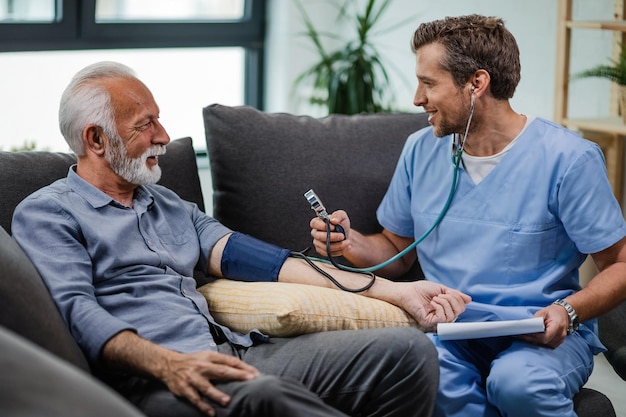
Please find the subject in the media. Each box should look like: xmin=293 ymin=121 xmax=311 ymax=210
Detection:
xmin=119 ymin=327 xmax=438 ymax=417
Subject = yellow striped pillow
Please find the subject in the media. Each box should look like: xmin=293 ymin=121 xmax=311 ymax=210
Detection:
xmin=198 ymin=279 xmax=418 ymax=337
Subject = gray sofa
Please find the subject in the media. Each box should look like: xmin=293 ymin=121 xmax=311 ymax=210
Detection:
xmin=0 ymin=106 xmax=622 ymax=416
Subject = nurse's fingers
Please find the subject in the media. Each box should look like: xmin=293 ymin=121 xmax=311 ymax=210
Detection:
xmin=431 ymin=293 xmax=467 ymax=322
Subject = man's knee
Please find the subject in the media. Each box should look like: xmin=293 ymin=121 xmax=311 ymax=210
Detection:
xmin=219 ymin=375 xmax=342 ymax=417
xmin=364 ymin=327 xmax=438 ymax=371
xmin=487 ymin=358 xmax=566 ymax=413
xmin=228 ymin=374 xmax=292 ymax=405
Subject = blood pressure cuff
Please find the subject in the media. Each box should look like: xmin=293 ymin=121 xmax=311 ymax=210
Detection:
xmin=220 ymin=232 xmax=291 ymax=282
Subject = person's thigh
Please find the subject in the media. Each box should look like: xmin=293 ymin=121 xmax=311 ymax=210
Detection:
xmin=212 ymin=374 xmax=350 ymax=417
xmin=427 ymin=334 xmax=508 ymax=417
xmin=114 ymin=327 xmax=437 ymax=417
xmin=487 ymin=335 xmax=594 ymax=417
xmin=241 ymin=327 xmax=439 ymax=417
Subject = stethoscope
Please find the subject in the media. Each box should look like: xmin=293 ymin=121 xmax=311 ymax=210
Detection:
xmin=293 ymin=86 xmax=476 ymax=291
xmin=329 ymin=85 xmax=476 ymax=274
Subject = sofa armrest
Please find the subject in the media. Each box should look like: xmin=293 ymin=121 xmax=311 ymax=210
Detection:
xmin=0 ymin=326 xmax=145 ymax=417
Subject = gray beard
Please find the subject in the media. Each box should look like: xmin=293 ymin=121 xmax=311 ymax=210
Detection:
xmin=105 ymin=136 xmax=165 ymax=185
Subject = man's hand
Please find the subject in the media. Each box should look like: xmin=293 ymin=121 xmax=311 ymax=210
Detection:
xmin=518 ymin=304 xmax=569 ymax=348
xmin=394 ymin=281 xmax=471 ymax=331
xmin=102 ymin=331 xmax=259 ymax=416
xmin=310 ymin=210 xmax=351 ymax=257
xmin=160 ymin=350 xmax=259 ymax=416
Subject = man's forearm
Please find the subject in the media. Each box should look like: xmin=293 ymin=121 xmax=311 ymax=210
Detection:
xmin=102 ymin=329 xmax=177 ymax=380
xmin=278 ymin=256 xmax=470 ymax=328
xmin=568 ymin=264 xmax=626 ymax=322
xmin=277 ymin=256 xmax=397 ymax=303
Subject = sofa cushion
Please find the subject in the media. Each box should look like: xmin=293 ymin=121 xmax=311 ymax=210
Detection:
xmin=0 ymin=137 xmax=203 ymax=236
xmin=203 ymin=104 xmax=430 ymax=265
xmin=156 ymin=137 xmax=205 ymax=213
xmin=198 ymin=279 xmax=417 ymax=337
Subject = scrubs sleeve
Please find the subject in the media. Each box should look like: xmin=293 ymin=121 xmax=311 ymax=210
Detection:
xmin=377 ymin=133 xmax=420 ymax=238
xmin=558 ymin=144 xmax=626 ymax=254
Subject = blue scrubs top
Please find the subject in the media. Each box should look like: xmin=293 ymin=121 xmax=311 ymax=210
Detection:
xmin=377 ymin=117 xmax=626 ymax=352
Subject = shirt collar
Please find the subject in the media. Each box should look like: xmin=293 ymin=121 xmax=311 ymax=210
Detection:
xmin=66 ymin=165 xmax=155 ymax=210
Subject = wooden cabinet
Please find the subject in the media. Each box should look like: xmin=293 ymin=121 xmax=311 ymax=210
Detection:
xmin=554 ymin=0 xmax=625 ymax=203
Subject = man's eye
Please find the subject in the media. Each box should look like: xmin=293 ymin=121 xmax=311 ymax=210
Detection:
xmin=138 ymin=122 xmax=152 ymax=131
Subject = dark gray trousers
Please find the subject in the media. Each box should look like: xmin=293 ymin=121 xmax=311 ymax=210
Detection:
xmin=119 ymin=327 xmax=438 ymax=417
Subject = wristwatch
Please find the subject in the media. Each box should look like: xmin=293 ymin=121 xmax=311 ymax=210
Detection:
xmin=553 ymin=299 xmax=580 ymax=335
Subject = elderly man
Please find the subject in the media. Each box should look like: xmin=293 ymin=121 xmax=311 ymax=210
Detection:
xmin=12 ymin=61 xmax=469 ymax=417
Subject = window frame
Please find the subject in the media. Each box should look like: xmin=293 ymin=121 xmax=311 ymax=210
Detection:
xmin=0 ymin=0 xmax=265 ymax=108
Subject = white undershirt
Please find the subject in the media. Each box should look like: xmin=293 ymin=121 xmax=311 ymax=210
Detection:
xmin=462 ymin=115 xmax=534 ymax=184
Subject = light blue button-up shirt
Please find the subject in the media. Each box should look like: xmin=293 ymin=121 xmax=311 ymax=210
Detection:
xmin=12 ymin=167 xmax=267 ymax=362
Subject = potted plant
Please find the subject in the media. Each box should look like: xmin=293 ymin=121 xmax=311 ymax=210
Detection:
xmin=292 ymin=0 xmax=410 ymax=115
xmin=574 ymin=44 xmax=626 ymax=122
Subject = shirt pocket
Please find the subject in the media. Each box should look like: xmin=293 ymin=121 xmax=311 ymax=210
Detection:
xmin=158 ymin=228 xmax=195 ymax=246
xmin=505 ymin=226 xmax=557 ymax=281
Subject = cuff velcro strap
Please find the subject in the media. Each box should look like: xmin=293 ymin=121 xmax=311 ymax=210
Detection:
xmin=220 ymin=232 xmax=290 ymax=282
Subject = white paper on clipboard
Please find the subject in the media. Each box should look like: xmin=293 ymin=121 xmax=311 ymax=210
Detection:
xmin=436 ymin=317 xmax=545 ymax=341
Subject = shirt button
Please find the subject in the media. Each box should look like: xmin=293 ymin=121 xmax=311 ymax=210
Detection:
xmin=182 ymin=289 xmax=187 ymax=295
xmin=210 ymin=342 xmax=217 ymax=347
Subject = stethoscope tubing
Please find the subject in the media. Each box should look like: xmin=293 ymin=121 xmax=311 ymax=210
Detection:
xmin=323 ymin=91 xmax=475 ymax=273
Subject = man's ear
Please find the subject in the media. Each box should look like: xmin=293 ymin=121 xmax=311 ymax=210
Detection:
xmin=469 ymin=69 xmax=490 ymax=97
xmin=84 ymin=124 xmax=106 ymax=155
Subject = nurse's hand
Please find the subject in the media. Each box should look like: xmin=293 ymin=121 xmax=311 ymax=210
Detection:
xmin=310 ymin=210 xmax=351 ymax=257
xmin=396 ymin=280 xmax=472 ymax=331
xmin=517 ymin=304 xmax=569 ymax=348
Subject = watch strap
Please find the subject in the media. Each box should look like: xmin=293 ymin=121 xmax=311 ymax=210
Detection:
xmin=553 ymin=298 xmax=579 ymax=335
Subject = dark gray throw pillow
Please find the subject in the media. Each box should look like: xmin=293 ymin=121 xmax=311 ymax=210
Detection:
xmin=203 ymin=104 xmax=430 ymax=258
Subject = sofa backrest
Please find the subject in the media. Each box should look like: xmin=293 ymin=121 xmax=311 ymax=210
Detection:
xmin=203 ymin=104 xmax=430 ymax=278
xmin=0 ymin=137 xmax=204 ymax=370
xmin=0 ymin=151 xmax=76 ymax=236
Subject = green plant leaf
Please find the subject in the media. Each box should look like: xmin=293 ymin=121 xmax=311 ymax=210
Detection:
xmin=573 ymin=43 xmax=626 ymax=85
xmin=291 ymin=0 xmax=401 ymax=115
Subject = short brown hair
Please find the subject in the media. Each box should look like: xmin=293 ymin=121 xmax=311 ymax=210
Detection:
xmin=411 ymin=14 xmax=521 ymax=100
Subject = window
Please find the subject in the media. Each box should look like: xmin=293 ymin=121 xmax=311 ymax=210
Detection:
xmin=95 ymin=0 xmax=244 ymax=21
xmin=0 ymin=0 xmax=56 ymax=22
xmin=0 ymin=0 xmax=264 ymax=152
